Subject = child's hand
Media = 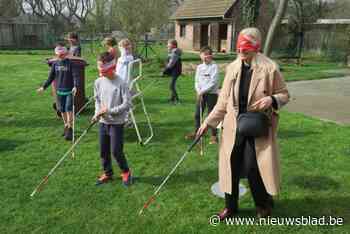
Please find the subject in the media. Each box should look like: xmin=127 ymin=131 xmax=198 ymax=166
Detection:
xmin=97 ymin=104 xmax=108 ymax=116
xmin=91 ymin=115 xmax=99 ymax=123
xmin=72 ymin=87 xmax=77 ymax=96
xmin=37 ymin=87 xmax=44 ymax=94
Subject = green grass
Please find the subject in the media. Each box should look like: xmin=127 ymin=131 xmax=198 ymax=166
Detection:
xmin=0 ymin=52 xmax=350 ymax=234
xmin=280 ymin=58 xmax=349 ymax=82
xmin=147 ymin=44 xmax=349 ymax=82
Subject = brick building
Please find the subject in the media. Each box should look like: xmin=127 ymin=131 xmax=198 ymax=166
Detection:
xmin=171 ymin=0 xmax=239 ymax=53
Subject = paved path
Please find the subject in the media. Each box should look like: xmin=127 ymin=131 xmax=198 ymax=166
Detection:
xmin=286 ymin=76 xmax=350 ymax=125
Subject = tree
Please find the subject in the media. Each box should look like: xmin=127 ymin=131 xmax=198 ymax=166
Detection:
xmin=264 ymin=0 xmax=289 ymax=56
xmin=285 ymin=0 xmax=322 ymax=58
xmin=62 ymin=0 xmax=94 ymax=25
xmin=0 ymin=0 xmax=22 ymax=17
xmin=21 ymin=0 xmax=95 ymax=35
xmin=240 ymin=0 xmax=261 ymax=27
xmin=112 ymin=0 xmax=169 ymax=44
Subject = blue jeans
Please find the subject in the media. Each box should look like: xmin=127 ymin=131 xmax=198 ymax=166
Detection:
xmin=56 ymin=94 xmax=73 ymax=112
xmin=169 ymin=74 xmax=179 ymax=101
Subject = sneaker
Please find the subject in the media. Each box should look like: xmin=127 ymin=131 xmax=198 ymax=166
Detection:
xmin=209 ymin=136 xmax=218 ymax=145
xmin=185 ymin=132 xmax=196 ymax=140
xmin=96 ymin=173 xmax=113 ymax=185
xmin=121 ymin=171 xmax=133 ymax=186
xmin=64 ymin=128 xmax=73 ymax=141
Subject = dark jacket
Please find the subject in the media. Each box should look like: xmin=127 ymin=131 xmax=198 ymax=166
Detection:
xmin=43 ymin=58 xmax=80 ymax=92
xmin=163 ymin=48 xmax=182 ymax=77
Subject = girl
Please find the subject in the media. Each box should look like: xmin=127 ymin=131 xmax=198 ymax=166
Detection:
xmin=116 ymin=38 xmax=134 ymax=84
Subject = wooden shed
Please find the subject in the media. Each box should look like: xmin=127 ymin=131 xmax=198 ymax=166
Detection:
xmin=0 ymin=18 xmax=51 ymax=49
xmin=171 ymin=0 xmax=239 ymax=53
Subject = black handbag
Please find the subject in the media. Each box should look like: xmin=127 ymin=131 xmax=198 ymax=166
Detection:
xmin=237 ymin=112 xmax=270 ymax=137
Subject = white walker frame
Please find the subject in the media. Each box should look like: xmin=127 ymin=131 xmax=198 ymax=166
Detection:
xmin=127 ymin=59 xmax=154 ymax=145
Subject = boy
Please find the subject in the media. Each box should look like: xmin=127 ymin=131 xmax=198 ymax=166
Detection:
xmin=186 ymin=46 xmax=219 ymax=144
xmin=163 ymin=39 xmax=182 ymax=104
xmin=102 ymin=37 xmax=118 ymax=59
xmin=37 ymin=43 xmax=79 ymax=141
xmin=116 ymin=38 xmax=134 ymax=84
xmin=67 ymin=32 xmax=81 ymax=57
xmin=92 ymin=52 xmax=133 ymax=186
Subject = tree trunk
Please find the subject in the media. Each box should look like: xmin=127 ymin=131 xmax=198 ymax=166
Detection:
xmin=263 ymin=0 xmax=289 ymax=56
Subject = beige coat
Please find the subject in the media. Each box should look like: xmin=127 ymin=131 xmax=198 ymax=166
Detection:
xmin=205 ymin=53 xmax=290 ymax=195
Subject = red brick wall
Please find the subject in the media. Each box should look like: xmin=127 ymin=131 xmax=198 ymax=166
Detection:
xmin=175 ymin=20 xmax=235 ymax=53
xmin=175 ymin=21 xmax=194 ymax=51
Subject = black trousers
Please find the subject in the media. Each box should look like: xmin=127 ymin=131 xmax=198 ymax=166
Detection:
xmin=99 ymin=123 xmax=129 ymax=176
xmin=169 ymin=74 xmax=179 ymax=101
xmin=195 ymin=93 xmax=218 ymax=136
xmin=225 ymin=133 xmax=272 ymax=212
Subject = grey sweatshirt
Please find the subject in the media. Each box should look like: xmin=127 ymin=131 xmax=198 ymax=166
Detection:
xmin=94 ymin=75 xmax=132 ymax=125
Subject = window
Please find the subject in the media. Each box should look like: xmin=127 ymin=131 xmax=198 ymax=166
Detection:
xmin=180 ymin=24 xmax=186 ymax=38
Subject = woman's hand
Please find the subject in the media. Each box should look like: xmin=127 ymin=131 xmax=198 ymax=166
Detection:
xmin=251 ymin=96 xmax=272 ymax=111
xmin=196 ymin=122 xmax=209 ymax=137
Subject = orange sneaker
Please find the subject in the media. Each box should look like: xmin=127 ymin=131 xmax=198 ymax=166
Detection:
xmin=96 ymin=173 xmax=113 ymax=185
xmin=121 ymin=171 xmax=133 ymax=186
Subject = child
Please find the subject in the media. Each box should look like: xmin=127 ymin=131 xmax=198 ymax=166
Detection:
xmin=92 ymin=52 xmax=133 ymax=186
xmin=185 ymin=46 xmax=219 ymax=144
xmin=163 ymin=39 xmax=182 ymax=104
xmin=67 ymin=32 xmax=81 ymax=57
xmin=102 ymin=37 xmax=118 ymax=59
xmin=116 ymin=38 xmax=134 ymax=84
xmin=37 ymin=43 xmax=79 ymax=141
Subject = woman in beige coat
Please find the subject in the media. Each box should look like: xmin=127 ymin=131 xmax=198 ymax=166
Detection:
xmin=197 ymin=28 xmax=289 ymax=220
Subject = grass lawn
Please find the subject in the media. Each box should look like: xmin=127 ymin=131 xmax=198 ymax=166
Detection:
xmin=146 ymin=45 xmax=350 ymax=82
xmin=0 ymin=50 xmax=349 ymax=234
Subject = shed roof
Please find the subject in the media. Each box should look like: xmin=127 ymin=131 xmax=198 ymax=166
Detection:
xmin=171 ymin=0 xmax=237 ymax=20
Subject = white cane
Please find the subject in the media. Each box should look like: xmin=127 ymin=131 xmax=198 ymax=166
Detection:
xmin=199 ymin=97 xmax=204 ymax=156
xmin=72 ymin=91 xmax=75 ymax=158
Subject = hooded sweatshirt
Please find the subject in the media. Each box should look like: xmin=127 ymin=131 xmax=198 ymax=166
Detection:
xmin=163 ymin=48 xmax=182 ymax=77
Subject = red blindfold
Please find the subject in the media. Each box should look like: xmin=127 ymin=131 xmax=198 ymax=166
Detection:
xmin=98 ymin=60 xmax=116 ymax=77
xmin=236 ymin=34 xmax=261 ymax=53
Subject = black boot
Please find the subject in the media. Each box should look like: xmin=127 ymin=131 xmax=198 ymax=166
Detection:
xmin=65 ymin=127 xmax=73 ymax=141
